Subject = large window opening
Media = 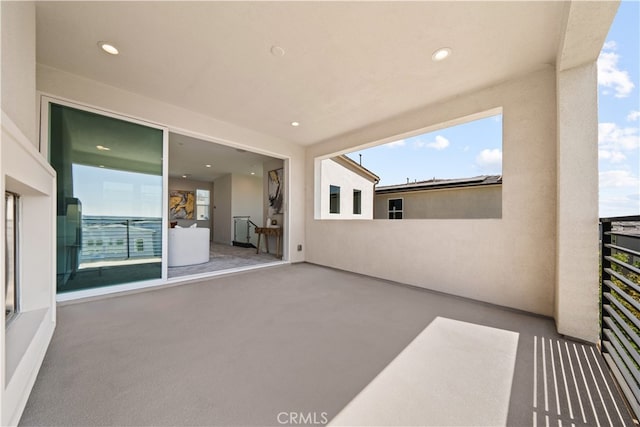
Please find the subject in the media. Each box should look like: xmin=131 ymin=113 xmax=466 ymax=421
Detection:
xmin=49 ymin=103 xmax=164 ymax=293
xmin=5 ymin=191 xmax=19 ymax=322
xmin=315 ymin=110 xmax=502 ymax=220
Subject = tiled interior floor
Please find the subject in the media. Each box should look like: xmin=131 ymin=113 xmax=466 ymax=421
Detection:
xmin=167 ymin=243 xmax=281 ymax=278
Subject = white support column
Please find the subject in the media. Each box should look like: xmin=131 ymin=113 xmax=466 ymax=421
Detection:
xmin=555 ymin=62 xmax=600 ymax=342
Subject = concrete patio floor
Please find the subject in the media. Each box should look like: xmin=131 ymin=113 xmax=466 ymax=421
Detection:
xmin=19 ymin=263 xmax=634 ymax=426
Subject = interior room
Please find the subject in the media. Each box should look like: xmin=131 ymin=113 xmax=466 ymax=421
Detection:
xmin=167 ymin=132 xmax=285 ymax=278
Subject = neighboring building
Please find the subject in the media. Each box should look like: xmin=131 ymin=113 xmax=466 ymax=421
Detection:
xmin=317 ymin=155 xmax=379 ymax=219
xmin=374 ymin=175 xmax=502 ymax=220
xmin=80 ymin=221 xmax=161 ymax=264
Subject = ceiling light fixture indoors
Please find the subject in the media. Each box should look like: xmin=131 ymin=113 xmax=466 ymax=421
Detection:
xmin=96 ymin=145 xmax=110 ymax=151
xmin=98 ymin=41 xmax=119 ymax=55
xmin=205 ymin=164 xmax=211 ymax=168
xmin=431 ymin=47 xmax=452 ymax=62
xmin=290 ymin=121 xmax=300 ymax=127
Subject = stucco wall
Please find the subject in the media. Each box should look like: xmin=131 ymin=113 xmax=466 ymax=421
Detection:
xmin=318 ymin=158 xmax=375 ymax=220
xmin=306 ymin=67 xmax=557 ymax=316
xmin=374 ymin=185 xmax=502 ymax=219
xmin=1 ymin=1 xmax=37 ymax=146
xmin=37 ymin=65 xmax=306 ymax=263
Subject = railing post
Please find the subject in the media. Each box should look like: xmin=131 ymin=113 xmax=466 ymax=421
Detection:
xmin=600 ymin=219 xmax=612 ymax=343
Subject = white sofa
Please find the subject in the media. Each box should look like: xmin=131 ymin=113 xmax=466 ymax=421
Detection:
xmin=168 ymin=227 xmax=210 ymax=267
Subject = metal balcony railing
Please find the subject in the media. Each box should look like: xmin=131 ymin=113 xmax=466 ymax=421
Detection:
xmin=600 ymin=215 xmax=640 ymax=419
xmin=233 ymin=216 xmax=258 ymax=248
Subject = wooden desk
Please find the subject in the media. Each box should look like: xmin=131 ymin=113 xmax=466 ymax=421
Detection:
xmin=255 ymin=227 xmax=282 ymax=259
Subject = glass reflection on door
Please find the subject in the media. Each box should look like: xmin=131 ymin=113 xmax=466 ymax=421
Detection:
xmin=49 ymin=103 xmax=164 ymax=293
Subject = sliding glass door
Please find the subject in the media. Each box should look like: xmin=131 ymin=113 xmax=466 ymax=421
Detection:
xmin=48 ymin=103 xmax=165 ymax=293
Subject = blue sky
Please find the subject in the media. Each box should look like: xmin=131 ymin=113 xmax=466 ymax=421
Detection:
xmin=347 ymin=2 xmax=639 ymax=217
xmin=597 ymin=1 xmax=639 ymax=217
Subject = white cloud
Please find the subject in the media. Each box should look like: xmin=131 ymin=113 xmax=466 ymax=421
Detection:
xmin=414 ymin=135 xmax=450 ymax=150
xmin=426 ymin=135 xmax=450 ymax=150
xmin=385 ymin=139 xmax=406 ymax=148
xmin=599 ymin=150 xmax=627 ymax=163
xmin=475 ymin=148 xmax=502 ymax=171
xmin=599 ymin=170 xmax=640 ymax=189
xmin=603 ymin=40 xmax=617 ymax=50
xmin=599 ymin=122 xmax=640 ymax=151
xmin=597 ymin=50 xmax=635 ymax=98
xmin=599 ymin=193 xmax=640 ymax=218
xmin=627 ymin=110 xmax=640 ymax=122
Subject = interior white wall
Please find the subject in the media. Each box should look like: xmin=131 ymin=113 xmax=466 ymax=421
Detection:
xmin=37 ymin=65 xmax=305 ymax=263
xmin=1 ymin=1 xmax=37 ymax=146
xmin=318 ymin=159 xmax=375 ymax=220
xmin=306 ymin=67 xmax=557 ymax=317
xmin=231 ymin=174 xmax=263 ymax=246
xmin=213 ymin=174 xmax=232 ymax=245
xmin=262 ymin=158 xmax=287 ymax=254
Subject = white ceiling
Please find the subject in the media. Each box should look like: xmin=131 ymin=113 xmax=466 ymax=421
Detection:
xmin=35 ymin=1 xmax=568 ymax=147
xmin=169 ymin=132 xmax=276 ymax=182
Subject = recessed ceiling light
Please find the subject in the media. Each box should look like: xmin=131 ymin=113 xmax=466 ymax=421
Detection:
xmin=271 ymin=45 xmax=286 ymax=57
xmin=291 ymin=121 xmax=300 ymax=127
xmin=250 ymin=172 xmax=255 ymax=175
xmin=99 ymin=165 xmax=105 ymax=168
xmin=182 ymin=175 xmax=187 ymax=179
xmin=98 ymin=41 xmax=119 ymax=55
xmin=205 ymin=164 xmax=211 ymax=168
xmin=432 ymin=47 xmax=452 ymax=62
xmin=96 ymin=145 xmax=110 ymax=151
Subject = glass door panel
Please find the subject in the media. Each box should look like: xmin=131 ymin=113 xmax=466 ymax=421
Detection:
xmin=49 ymin=103 xmax=164 ymax=293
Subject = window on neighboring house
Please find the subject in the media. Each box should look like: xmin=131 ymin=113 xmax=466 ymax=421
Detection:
xmin=330 ymin=185 xmax=340 ymax=214
xmin=5 ymin=192 xmax=19 ymax=322
xmin=353 ymin=189 xmax=362 ymax=215
xmin=196 ymin=189 xmax=210 ymax=220
xmin=388 ymin=198 xmax=403 ymax=219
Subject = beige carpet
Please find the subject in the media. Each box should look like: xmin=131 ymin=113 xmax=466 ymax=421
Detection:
xmin=167 ymin=243 xmax=280 ymax=278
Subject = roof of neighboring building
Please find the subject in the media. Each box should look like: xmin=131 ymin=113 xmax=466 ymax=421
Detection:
xmin=375 ymin=175 xmax=502 ymax=194
xmin=331 ymin=155 xmax=380 ymax=184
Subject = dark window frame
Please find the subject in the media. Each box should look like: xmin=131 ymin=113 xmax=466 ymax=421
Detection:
xmin=330 ymin=185 xmax=341 ymax=214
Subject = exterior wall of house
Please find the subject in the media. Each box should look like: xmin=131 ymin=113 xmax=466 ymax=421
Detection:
xmin=306 ymin=66 xmax=558 ymax=319
xmin=36 ymin=65 xmax=306 ymax=263
xmin=317 ymin=158 xmax=375 ymax=219
xmin=1 ymin=3 xmax=57 ymax=426
xmin=374 ymin=185 xmax=502 ymax=219
xmin=555 ymin=62 xmax=600 ymax=342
